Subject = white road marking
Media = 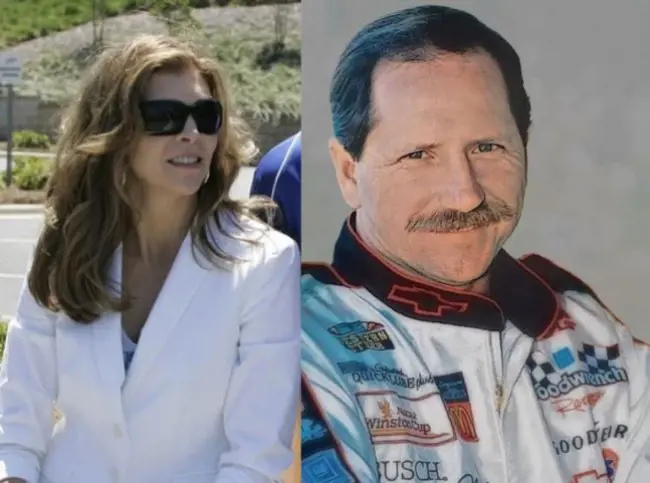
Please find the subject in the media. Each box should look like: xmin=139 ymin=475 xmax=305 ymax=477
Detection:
xmin=0 ymin=273 xmax=24 ymax=279
xmin=0 ymin=238 xmax=36 ymax=243
xmin=0 ymin=214 xmax=44 ymax=221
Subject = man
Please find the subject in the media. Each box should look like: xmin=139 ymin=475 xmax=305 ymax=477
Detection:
xmin=249 ymin=131 xmax=302 ymax=483
xmin=301 ymin=5 xmax=650 ymax=483
xmin=250 ymin=131 xmax=301 ymax=247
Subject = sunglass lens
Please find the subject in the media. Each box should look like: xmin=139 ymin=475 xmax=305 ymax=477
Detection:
xmin=193 ymin=100 xmax=223 ymax=135
xmin=141 ymin=101 xmax=186 ymax=135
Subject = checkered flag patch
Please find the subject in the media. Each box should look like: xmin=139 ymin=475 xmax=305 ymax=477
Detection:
xmin=526 ymin=351 xmax=562 ymax=388
xmin=578 ymin=344 xmax=620 ymax=373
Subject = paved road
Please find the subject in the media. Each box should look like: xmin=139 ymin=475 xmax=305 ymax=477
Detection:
xmin=0 ymin=166 xmax=254 ymax=318
xmin=0 ymin=213 xmax=42 ymax=317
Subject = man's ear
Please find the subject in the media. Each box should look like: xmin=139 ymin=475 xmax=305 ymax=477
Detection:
xmin=329 ymin=137 xmax=361 ymax=209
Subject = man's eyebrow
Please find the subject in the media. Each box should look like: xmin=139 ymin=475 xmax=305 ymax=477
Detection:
xmin=477 ymin=132 xmax=518 ymax=142
xmin=388 ymin=141 xmax=441 ymax=155
xmin=407 ymin=142 xmax=441 ymax=152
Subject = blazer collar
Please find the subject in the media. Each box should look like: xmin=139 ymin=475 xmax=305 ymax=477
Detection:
xmin=92 ymin=230 xmax=211 ymax=398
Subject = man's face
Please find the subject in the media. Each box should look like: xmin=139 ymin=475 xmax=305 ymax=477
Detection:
xmin=330 ymin=51 xmax=527 ymax=286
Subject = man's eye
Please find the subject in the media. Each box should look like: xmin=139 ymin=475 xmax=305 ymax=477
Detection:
xmin=404 ymin=150 xmax=426 ymax=160
xmin=475 ymin=143 xmax=502 ymax=153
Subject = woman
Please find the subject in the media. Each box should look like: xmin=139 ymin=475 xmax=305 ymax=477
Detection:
xmin=0 ymin=34 xmax=300 ymax=483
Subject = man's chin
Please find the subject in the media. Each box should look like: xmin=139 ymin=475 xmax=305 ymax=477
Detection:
xmin=430 ymin=265 xmax=489 ymax=287
xmin=410 ymin=251 xmax=496 ymax=290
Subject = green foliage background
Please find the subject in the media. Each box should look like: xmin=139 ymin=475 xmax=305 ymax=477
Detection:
xmin=0 ymin=322 xmax=6 ymax=360
xmin=0 ymin=0 xmax=297 ymax=48
xmin=0 ymin=0 xmax=301 ymax=123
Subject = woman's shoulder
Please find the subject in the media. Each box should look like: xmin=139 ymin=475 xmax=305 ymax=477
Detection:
xmin=209 ymin=210 xmax=298 ymax=263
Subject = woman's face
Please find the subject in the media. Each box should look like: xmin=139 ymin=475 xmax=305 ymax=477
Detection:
xmin=129 ymin=67 xmax=221 ymax=201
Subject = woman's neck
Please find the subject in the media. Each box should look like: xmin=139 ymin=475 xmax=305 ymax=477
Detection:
xmin=125 ymin=193 xmax=196 ymax=265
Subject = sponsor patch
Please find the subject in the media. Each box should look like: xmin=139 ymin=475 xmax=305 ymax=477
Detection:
xmin=301 ymin=379 xmax=357 ymax=482
xmin=527 ymin=344 xmax=628 ymax=401
xmin=377 ymin=459 xmax=448 ymax=482
xmin=457 ymin=475 xmax=489 ymax=483
xmin=553 ymin=347 xmax=576 ymax=369
xmin=539 ymin=314 xmax=577 ymax=340
xmin=302 ymin=415 xmax=328 ymax=444
xmin=434 ymin=372 xmax=480 ymax=443
xmin=387 ymin=285 xmax=469 ymax=317
xmin=303 ymin=450 xmax=356 ymax=483
xmin=553 ymin=424 xmax=627 ymax=456
xmin=602 ymin=448 xmax=619 ymax=479
xmin=551 ymin=391 xmax=604 ymax=416
xmin=357 ymin=390 xmax=455 ymax=447
xmin=569 ymin=449 xmax=619 ymax=482
xmin=328 ymin=321 xmax=395 ymax=353
xmin=337 ymin=361 xmax=436 ymax=391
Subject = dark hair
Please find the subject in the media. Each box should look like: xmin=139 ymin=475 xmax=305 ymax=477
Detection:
xmin=330 ymin=5 xmax=531 ymax=159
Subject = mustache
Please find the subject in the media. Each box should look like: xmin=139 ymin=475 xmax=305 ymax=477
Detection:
xmin=405 ymin=199 xmax=516 ymax=233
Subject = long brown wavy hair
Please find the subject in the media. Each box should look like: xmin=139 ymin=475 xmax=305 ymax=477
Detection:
xmin=28 ymin=34 xmax=274 ymax=324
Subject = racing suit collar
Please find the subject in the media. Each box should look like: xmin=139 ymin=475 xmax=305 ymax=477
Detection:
xmin=331 ymin=213 xmax=561 ymax=338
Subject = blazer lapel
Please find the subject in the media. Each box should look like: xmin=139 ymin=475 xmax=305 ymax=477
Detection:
xmin=122 ymin=233 xmax=210 ymax=398
xmin=92 ymin=244 xmax=127 ymax=393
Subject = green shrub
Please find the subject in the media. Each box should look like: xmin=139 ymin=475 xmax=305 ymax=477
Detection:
xmin=205 ymin=27 xmax=300 ymax=123
xmin=0 ymin=321 xmax=7 ymax=360
xmin=11 ymin=156 xmax=52 ymax=191
xmin=226 ymin=0 xmax=292 ymax=4
xmin=12 ymin=130 xmax=51 ymax=150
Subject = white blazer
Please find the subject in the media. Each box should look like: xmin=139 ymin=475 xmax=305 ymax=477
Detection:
xmin=0 ymin=213 xmax=301 ymax=483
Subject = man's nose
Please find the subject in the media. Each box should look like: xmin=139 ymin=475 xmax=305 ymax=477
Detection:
xmin=438 ymin=153 xmax=485 ymax=213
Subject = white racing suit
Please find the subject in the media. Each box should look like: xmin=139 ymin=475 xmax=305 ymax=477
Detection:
xmin=301 ymin=215 xmax=650 ymax=482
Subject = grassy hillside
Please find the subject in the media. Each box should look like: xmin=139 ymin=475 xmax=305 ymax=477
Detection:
xmin=0 ymin=2 xmax=300 ymax=123
xmin=0 ymin=0 xmax=290 ymax=48
xmin=0 ymin=0 xmax=130 ymax=48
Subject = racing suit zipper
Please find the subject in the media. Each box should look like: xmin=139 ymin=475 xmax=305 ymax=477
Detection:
xmin=490 ymin=331 xmax=505 ymax=415
xmin=489 ymin=330 xmax=509 ymax=482
xmin=495 ymin=382 xmax=504 ymax=414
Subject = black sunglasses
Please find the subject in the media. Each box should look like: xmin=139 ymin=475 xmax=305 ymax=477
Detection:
xmin=139 ymin=99 xmax=223 ymax=136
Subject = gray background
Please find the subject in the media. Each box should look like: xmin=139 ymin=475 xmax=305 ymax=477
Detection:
xmin=301 ymin=0 xmax=650 ymax=340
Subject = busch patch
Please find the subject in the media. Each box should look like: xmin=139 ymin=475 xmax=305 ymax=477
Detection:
xmin=328 ymin=321 xmax=395 ymax=353
xmin=527 ymin=343 xmax=628 ymax=401
xmin=377 ymin=459 xmax=448 ymax=482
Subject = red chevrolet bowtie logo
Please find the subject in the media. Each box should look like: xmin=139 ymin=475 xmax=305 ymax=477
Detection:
xmin=387 ymin=285 xmax=469 ymax=317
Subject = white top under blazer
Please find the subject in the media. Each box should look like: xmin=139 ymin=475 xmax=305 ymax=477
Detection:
xmin=0 ymin=212 xmax=301 ymax=483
